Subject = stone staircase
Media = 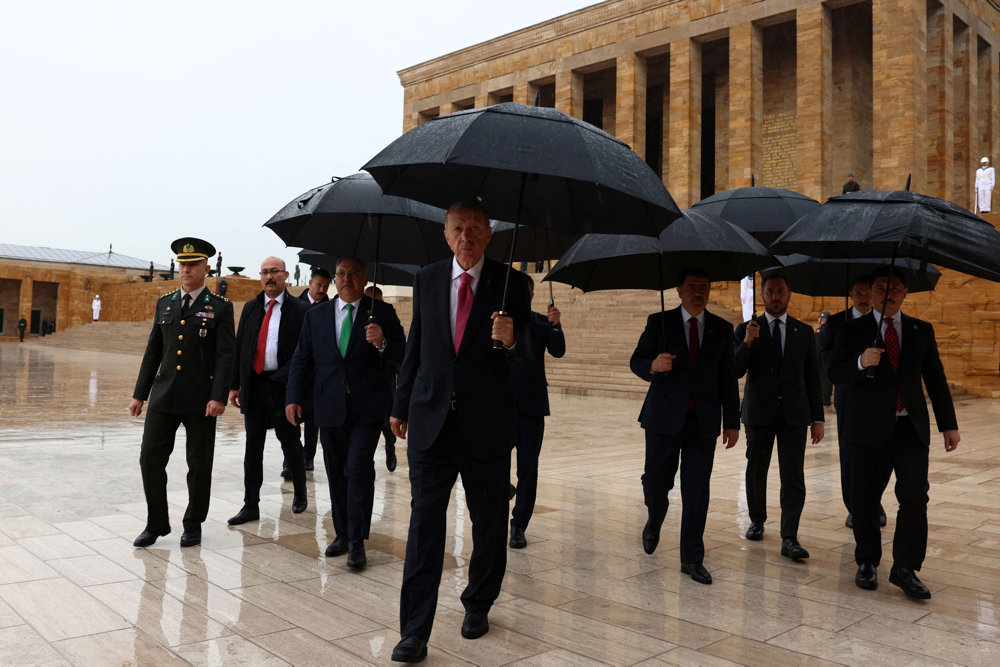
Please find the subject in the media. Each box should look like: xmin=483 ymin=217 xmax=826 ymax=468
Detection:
xmin=28 ymin=321 xmax=154 ymax=357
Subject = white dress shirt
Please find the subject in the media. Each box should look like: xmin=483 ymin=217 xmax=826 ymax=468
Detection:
xmin=259 ymin=291 xmax=284 ymax=371
xmin=450 ymin=255 xmax=485 ymax=340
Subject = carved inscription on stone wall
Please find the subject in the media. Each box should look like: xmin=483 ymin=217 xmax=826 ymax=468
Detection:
xmin=761 ymin=110 xmax=796 ymax=188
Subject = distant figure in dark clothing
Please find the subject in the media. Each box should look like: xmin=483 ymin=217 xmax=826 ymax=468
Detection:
xmin=169 ymin=259 xmax=175 ymax=280
xmin=218 ymin=277 xmax=228 ymax=298
xmin=18 ymin=315 xmax=27 ymax=342
xmin=842 ymin=172 xmax=860 ymax=194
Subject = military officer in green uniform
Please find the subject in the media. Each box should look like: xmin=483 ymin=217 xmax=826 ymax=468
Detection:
xmin=129 ymin=237 xmax=236 ymax=548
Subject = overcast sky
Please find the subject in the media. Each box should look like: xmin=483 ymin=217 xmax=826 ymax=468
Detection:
xmin=1 ymin=0 xmax=589 ymax=276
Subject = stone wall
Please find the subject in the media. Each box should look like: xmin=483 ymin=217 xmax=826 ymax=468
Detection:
xmin=99 ymin=276 xmax=262 ymax=322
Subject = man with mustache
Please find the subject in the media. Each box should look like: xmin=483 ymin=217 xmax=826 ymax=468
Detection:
xmin=631 ymin=268 xmax=740 ymax=585
xmin=228 ymin=256 xmax=310 ymax=526
xmin=129 ymin=237 xmax=235 ymax=548
xmin=830 ymin=266 xmax=959 ymax=598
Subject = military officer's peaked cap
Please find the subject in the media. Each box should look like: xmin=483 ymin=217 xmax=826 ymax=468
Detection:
xmin=171 ymin=237 xmax=217 ymax=262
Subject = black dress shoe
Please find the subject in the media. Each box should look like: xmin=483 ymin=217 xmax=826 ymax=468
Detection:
xmin=227 ymin=507 xmax=260 ymax=525
xmin=889 ymin=567 xmax=931 ymax=599
xmin=280 ymin=467 xmax=292 ymax=480
xmin=347 ymin=540 xmax=367 ymax=569
xmin=879 ymin=507 xmax=888 ymax=527
xmin=745 ymin=521 xmax=764 ymax=541
xmin=845 ymin=513 xmax=853 ymax=529
xmin=681 ymin=562 xmax=712 ymax=585
xmin=133 ymin=528 xmax=169 ymax=547
xmin=509 ymin=525 xmax=526 ymax=549
xmin=642 ymin=510 xmax=666 ymax=554
xmin=325 ymin=535 xmax=348 ymax=557
xmin=391 ymin=636 xmax=427 ymax=663
xmin=180 ymin=529 xmax=201 ymax=547
xmin=385 ymin=442 xmax=397 ymax=472
xmin=508 ymin=483 xmax=517 ymax=500
xmin=461 ymin=610 xmax=489 ymax=639
xmin=780 ymin=537 xmax=809 ymax=561
xmin=304 ymin=460 xmax=315 ymax=472
xmin=291 ymin=496 xmax=307 ymax=514
xmin=855 ymin=562 xmax=878 ymax=590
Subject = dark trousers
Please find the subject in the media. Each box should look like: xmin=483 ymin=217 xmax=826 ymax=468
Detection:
xmin=320 ymin=401 xmax=380 ymax=540
xmin=744 ymin=417 xmax=807 ymax=538
xmin=642 ymin=413 xmax=716 ymax=564
xmin=399 ymin=412 xmax=510 ymax=641
xmin=139 ymin=408 xmax=216 ymax=533
xmin=834 ymin=385 xmax=852 ymax=513
xmin=242 ymin=377 xmax=305 ymax=507
xmin=285 ymin=415 xmax=317 ymax=470
xmin=852 ymin=416 xmax=929 ymax=570
xmin=511 ymin=413 xmax=544 ymax=530
xmin=18 ymin=327 xmax=26 ymax=342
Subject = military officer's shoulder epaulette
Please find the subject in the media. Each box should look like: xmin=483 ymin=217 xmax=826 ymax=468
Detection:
xmin=207 ymin=290 xmax=229 ymax=303
xmin=159 ymin=289 xmax=180 ymax=300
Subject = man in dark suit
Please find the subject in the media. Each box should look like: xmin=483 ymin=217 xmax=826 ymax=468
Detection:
xmin=17 ymin=314 xmax=27 ymax=342
xmin=734 ymin=274 xmax=825 ymax=560
xmin=227 ymin=257 xmax=310 ymax=526
xmin=286 ymin=257 xmax=405 ymax=570
xmin=388 ymin=201 xmax=532 ymax=663
xmin=819 ymin=275 xmax=887 ymax=529
xmin=509 ymin=274 xmax=565 ymax=549
xmin=280 ymin=267 xmax=331 ymax=480
xmin=630 ymin=267 xmax=740 ymax=585
xmin=129 ymin=237 xmax=235 ymax=548
xmin=830 ymin=266 xmax=959 ymax=598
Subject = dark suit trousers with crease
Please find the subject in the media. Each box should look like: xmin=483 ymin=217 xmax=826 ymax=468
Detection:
xmin=319 ymin=395 xmax=380 ymax=541
xmin=242 ymin=375 xmax=305 ymax=507
xmin=744 ymin=416 xmax=807 ymax=538
xmin=511 ymin=413 xmax=544 ymax=530
xmin=642 ymin=412 xmax=717 ymax=564
xmin=851 ymin=416 xmax=929 ymax=570
xmin=399 ymin=411 xmax=510 ymax=641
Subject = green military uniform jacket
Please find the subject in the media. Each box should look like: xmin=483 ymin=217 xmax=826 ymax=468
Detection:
xmin=132 ymin=288 xmax=236 ymax=414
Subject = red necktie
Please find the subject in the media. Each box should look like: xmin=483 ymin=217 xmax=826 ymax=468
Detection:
xmin=254 ymin=299 xmax=277 ymax=374
xmin=883 ymin=316 xmax=904 ymax=412
xmin=688 ymin=317 xmax=699 ymax=408
xmin=454 ymin=272 xmax=473 ymax=354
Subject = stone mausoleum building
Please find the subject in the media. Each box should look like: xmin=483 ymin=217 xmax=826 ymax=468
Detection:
xmin=396 ymin=0 xmax=1000 ymax=212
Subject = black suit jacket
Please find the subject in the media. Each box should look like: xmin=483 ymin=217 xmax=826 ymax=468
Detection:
xmin=513 ymin=312 xmax=566 ymax=417
xmin=734 ymin=315 xmax=824 ymax=427
xmin=829 ymin=311 xmax=957 ymax=447
xmin=287 ymin=295 xmax=405 ymax=428
xmin=630 ymin=307 xmax=740 ymax=438
xmin=392 ymin=257 xmax=532 ymax=458
xmin=821 ymin=308 xmax=855 ymax=410
xmin=231 ymin=291 xmax=308 ymax=414
xmin=133 ymin=288 xmax=235 ymax=414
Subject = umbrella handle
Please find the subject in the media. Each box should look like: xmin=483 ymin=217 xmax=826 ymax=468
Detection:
xmin=547 ymin=259 xmax=554 ymax=306
xmin=862 ymin=245 xmax=898 ymax=379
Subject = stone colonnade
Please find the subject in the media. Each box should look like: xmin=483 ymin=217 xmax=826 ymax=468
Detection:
xmin=399 ymin=0 xmax=1000 ymax=210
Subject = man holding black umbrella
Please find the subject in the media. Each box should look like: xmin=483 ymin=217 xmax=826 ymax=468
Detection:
xmin=734 ymin=274 xmax=824 ymax=561
xmin=630 ymin=268 xmax=740 ymax=585
xmin=829 ymin=266 xmax=959 ymax=598
xmin=389 ymin=201 xmax=532 ymax=662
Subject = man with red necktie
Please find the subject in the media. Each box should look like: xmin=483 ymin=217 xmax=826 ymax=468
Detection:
xmin=630 ymin=267 xmax=740 ymax=586
xmin=228 ymin=257 xmax=310 ymax=527
xmin=389 ymin=201 xmax=532 ymax=663
xmin=830 ymin=265 xmax=959 ymax=599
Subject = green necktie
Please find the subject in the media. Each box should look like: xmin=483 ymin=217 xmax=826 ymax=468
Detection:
xmin=339 ymin=303 xmax=353 ymax=357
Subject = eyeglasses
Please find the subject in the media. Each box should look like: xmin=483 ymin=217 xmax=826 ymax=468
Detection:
xmin=259 ymin=268 xmax=285 ymax=277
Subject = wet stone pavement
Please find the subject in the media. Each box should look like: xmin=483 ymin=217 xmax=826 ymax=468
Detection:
xmin=2 ymin=342 xmax=1000 ymax=665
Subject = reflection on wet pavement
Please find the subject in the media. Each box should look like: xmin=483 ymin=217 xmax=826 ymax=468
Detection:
xmin=1 ymin=343 xmax=999 ymax=664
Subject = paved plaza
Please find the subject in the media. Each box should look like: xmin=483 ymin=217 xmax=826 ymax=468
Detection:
xmin=1 ymin=342 xmax=1000 ymax=664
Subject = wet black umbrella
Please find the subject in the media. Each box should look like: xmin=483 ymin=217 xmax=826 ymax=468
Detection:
xmin=265 ymin=172 xmax=451 ymax=266
xmin=770 ymin=189 xmax=1000 ymax=281
xmin=363 ymin=102 xmax=680 ymax=237
xmin=544 ymin=210 xmax=772 ymax=292
xmin=691 ymin=186 xmax=820 ymax=245
xmin=763 ymin=255 xmax=942 ymax=296
xmin=298 ymin=250 xmax=420 ymax=287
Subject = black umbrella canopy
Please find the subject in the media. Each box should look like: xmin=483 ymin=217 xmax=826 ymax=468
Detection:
xmin=543 ymin=209 xmax=773 ymax=291
xmin=363 ymin=102 xmax=680 ymax=237
xmin=770 ymin=190 xmax=1000 ymax=282
xmin=691 ymin=186 xmax=820 ymax=245
xmin=297 ymin=250 xmax=420 ymax=287
xmin=487 ymin=221 xmax=581 ymax=263
xmin=265 ymin=172 xmax=452 ymax=266
xmin=763 ymin=255 xmax=942 ymax=296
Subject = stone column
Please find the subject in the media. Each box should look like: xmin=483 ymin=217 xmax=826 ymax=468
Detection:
xmin=555 ymin=70 xmax=583 ymax=118
xmin=954 ymin=24 xmax=976 ymax=210
xmin=927 ymin=3 xmax=954 ymax=200
xmin=729 ymin=21 xmax=762 ymax=188
xmin=19 ymin=276 xmax=33 ymax=333
xmin=616 ymin=53 xmax=647 ymax=156
xmin=513 ymin=81 xmax=536 ymax=105
xmin=872 ymin=0 xmax=927 ymax=190
xmin=796 ymin=3 xmax=832 ymax=200
xmin=978 ymin=40 xmax=996 ymax=179
xmin=439 ymin=102 xmax=458 ymax=116
xmin=990 ymin=46 xmax=1000 ymax=175
xmin=474 ymin=92 xmax=490 ymax=108
xmin=661 ymin=81 xmax=670 ymax=183
xmin=668 ymin=38 xmax=702 ymax=207
xmin=403 ymin=112 xmax=421 ymax=133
